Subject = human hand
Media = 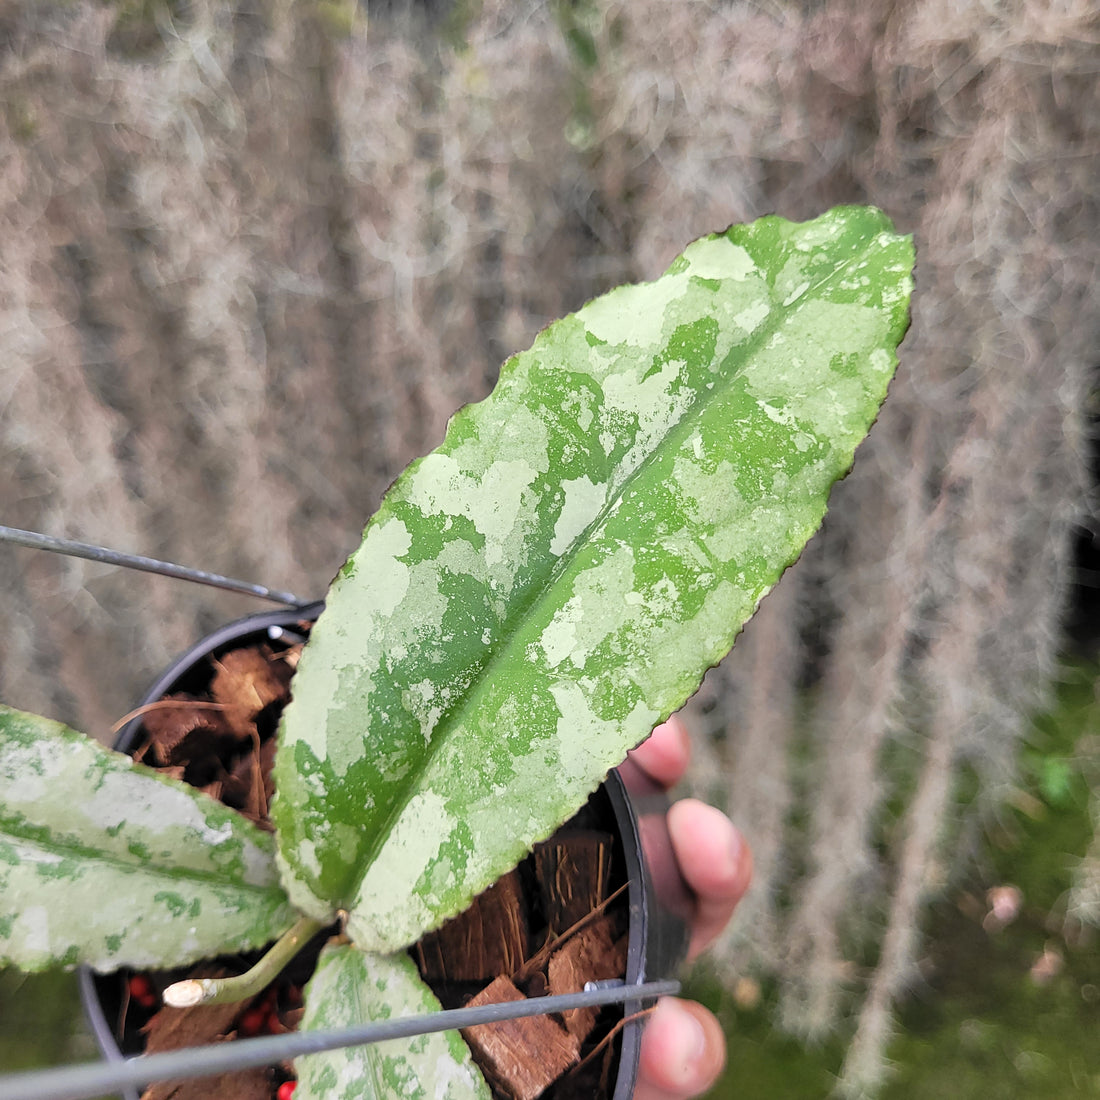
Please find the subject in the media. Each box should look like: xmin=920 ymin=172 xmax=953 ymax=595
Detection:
xmin=627 ymin=716 xmax=752 ymax=1100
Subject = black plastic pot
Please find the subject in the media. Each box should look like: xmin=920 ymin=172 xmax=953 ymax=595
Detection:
xmin=80 ymin=604 xmax=689 ymax=1100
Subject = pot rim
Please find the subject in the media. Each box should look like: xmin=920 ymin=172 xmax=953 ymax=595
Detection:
xmin=80 ymin=603 xmax=687 ymax=1100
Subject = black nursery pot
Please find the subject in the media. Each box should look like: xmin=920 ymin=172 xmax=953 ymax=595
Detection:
xmin=80 ymin=604 xmax=690 ymax=1100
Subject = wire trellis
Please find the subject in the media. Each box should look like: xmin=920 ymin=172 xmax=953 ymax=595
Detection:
xmin=0 ymin=526 xmax=309 ymax=608
xmin=0 ymin=979 xmax=680 ymax=1100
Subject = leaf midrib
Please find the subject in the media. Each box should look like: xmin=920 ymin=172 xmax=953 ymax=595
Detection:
xmin=1 ymin=816 xmax=283 ymax=897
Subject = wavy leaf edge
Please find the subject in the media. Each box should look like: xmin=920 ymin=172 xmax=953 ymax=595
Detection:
xmin=273 ymin=204 xmax=915 ymax=953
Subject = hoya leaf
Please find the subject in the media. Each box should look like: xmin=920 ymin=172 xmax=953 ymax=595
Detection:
xmin=273 ymin=205 xmax=914 ymax=951
xmin=0 ymin=705 xmax=295 ymax=971
xmin=295 ymin=943 xmax=491 ymax=1100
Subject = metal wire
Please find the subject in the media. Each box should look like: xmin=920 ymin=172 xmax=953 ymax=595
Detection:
xmin=0 ymin=979 xmax=680 ymax=1100
xmin=0 ymin=526 xmax=309 ymax=607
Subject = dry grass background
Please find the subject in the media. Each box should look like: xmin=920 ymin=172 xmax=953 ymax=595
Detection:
xmin=1 ymin=0 xmax=1098 ymax=1093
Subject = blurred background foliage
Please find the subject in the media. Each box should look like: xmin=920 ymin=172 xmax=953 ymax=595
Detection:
xmin=0 ymin=0 xmax=1097 ymax=1094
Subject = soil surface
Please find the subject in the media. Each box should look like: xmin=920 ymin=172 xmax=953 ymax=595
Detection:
xmin=98 ymin=624 xmax=632 ymax=1100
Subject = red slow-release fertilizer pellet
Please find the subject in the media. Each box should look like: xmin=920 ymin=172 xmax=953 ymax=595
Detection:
xmin=127 ymin=974 xmax=157 ymax=1009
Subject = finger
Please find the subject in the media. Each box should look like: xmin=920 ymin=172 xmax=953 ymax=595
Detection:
xmin=634 ymin=997 xmax=726 ymax=1100
xmin=628 ymin=714 xmax=691 ymax=790
xmin=667 ymin=799 xmax=752 ymax=958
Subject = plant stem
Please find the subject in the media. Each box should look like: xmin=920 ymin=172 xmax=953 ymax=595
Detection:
xmin=163 ymin=916 xmax=327 ymax=1007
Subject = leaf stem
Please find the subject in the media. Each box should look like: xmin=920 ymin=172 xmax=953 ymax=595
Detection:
xmin=163 ymin=916 xmax=326 ymax=1007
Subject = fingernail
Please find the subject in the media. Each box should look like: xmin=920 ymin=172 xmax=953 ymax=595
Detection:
xmin=661 ymin=1000 xmax=707 ymax=1088
xmin=719 ymin=824 xmax=744 ymax=883
xmin=730 ymin=825 xmax=754 ymax=895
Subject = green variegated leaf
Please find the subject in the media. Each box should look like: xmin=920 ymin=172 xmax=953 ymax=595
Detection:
xmin=0 ymin=705 xmax=295 ymax=971
xmin=273 ymin=205 xmax=914 ymax=952
xmin=295 ymin=943 xmax=491 ymax=1100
